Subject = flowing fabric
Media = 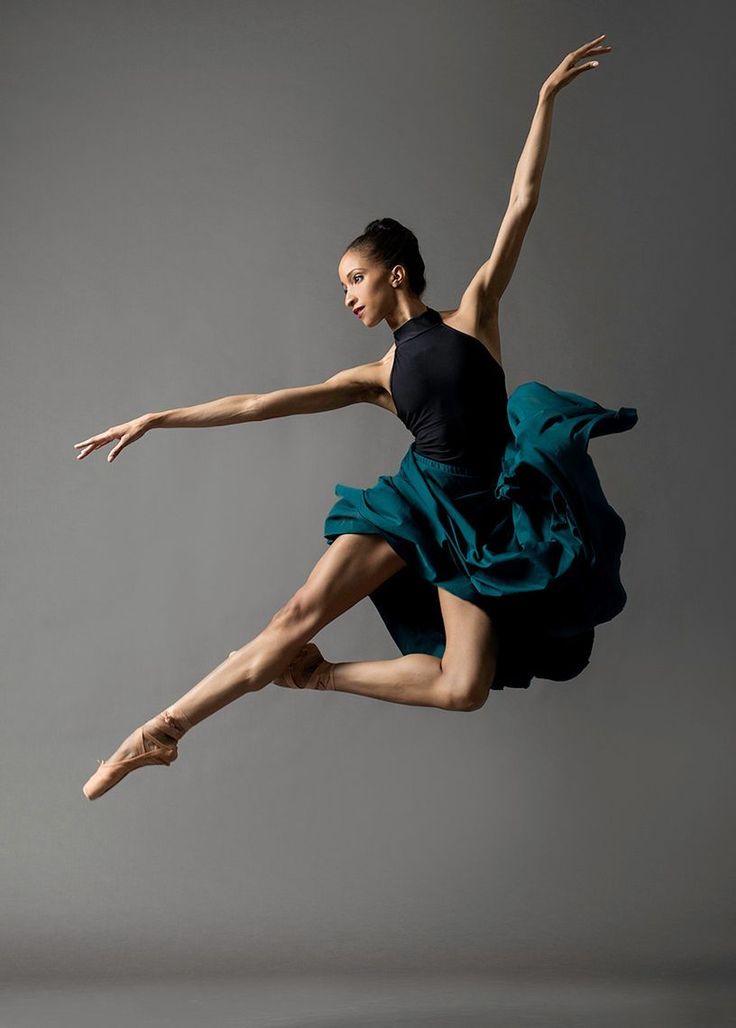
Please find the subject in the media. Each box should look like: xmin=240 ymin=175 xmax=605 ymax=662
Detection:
xmin=323 ymin=380 xmax=638 ymax=691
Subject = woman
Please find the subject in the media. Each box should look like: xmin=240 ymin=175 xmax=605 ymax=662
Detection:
xmin=79 ymin=33 xmax=635 ymax=801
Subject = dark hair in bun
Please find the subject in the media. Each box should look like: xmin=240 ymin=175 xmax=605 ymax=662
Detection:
xmin=343 ymin=217 xmax=427 ymax=297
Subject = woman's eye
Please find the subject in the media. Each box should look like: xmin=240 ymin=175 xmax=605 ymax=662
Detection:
xmin=342 ymin=274 xmax=363 ymax=293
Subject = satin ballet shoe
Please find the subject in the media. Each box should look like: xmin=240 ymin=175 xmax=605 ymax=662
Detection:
xmin=82 ymin=707 xmax=194 ymax=801
xmin=274 ymin=643 xmax=335 ymax=690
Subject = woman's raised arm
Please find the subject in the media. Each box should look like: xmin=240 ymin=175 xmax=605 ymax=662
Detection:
xmin=510 ymin=33 xmax=611 ymax=204
xmin=457 ymin=34 xmax=611 ymax=318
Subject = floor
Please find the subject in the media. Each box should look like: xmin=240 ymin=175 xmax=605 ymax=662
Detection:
xmin=2 ymin=973 xmax=734 ymax=1027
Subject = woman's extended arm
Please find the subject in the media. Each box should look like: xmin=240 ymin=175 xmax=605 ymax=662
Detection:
xmin=74 ymin=359 xmax=387 ymax=462
xmin=147 ymin=381 xmax=347 ymax=429
xmin=148 ymin=358 xmax=386 ymax=427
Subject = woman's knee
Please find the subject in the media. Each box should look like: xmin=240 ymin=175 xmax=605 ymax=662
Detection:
xmin=269 ymin=589 xmax=322 ymax=635
xmin=440 ymin=668 xmax=492 ymax=711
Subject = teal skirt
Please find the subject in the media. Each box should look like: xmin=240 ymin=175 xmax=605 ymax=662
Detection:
xmin=323 ymin=381 xmax=639 ymax=691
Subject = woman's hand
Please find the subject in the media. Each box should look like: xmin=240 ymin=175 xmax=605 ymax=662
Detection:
xmin=74 ymin=413 xmax=154 ymax=463
xmin=540 ymin=33 xmax=612 ymax=99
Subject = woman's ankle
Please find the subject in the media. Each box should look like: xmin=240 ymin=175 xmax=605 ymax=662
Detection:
xmin=157 ymin=707 xmax=194 ymax=739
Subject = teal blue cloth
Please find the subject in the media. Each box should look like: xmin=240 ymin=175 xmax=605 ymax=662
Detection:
xmin=323 ymin=381 xmax=638 ymax=690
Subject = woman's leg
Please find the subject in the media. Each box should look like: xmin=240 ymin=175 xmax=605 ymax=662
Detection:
xmin=328 ymin=587 xmax=498 ymax=711
xmin=103 ymin=534 xmax=406 ymax=761
xmin=162 ymin=554 xmax=499 ymax=725
xmin=102 ymin=545 xmax=498 ymax=767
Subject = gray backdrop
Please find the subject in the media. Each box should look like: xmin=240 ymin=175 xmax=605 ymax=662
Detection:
xmin=2 ymin=0 xmax=733 ymax=991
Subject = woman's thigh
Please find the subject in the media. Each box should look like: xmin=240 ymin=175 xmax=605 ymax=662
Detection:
xmin=437 ymin=587 xmax=499 ymax=701
xmin=284 ymin=533 xmax=407 ymax=634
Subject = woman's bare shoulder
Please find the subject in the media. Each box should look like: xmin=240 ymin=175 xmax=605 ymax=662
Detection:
xmin=438 ymin=307 xmax=502 ymax=368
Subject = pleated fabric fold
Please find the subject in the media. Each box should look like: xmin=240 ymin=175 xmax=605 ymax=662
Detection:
xmin=323 ymin=380 xmax=638 ymax=691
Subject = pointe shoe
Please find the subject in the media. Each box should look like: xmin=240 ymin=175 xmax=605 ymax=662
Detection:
xmin=274 ymin=643 xmax=335 ymax=690
xmin=82 ymin=708 xmax=194 ymax=801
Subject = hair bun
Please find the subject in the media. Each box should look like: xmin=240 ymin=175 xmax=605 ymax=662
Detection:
xmin=373 ymin=217 xmax=403 ymax=233
xmin=343 ymin=217 xmax=426 ymax=298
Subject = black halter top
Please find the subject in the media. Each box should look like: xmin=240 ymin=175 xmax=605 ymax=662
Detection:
xmin=390 ymin=306 xmax=512 ymax=470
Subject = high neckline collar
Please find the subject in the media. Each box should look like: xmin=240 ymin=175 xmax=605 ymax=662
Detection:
xmin=393 ymin=306 xmax=442 ymax=344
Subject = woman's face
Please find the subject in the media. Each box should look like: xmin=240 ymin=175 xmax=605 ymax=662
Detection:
xmin=337 ymin=250 xmax=401 ymax=328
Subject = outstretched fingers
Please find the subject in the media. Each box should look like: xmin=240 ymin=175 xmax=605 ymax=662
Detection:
xmin=74 ymin=431 xmax=116 ymax=461
xmin=568 ymin=32 xmax=612 ymax=72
